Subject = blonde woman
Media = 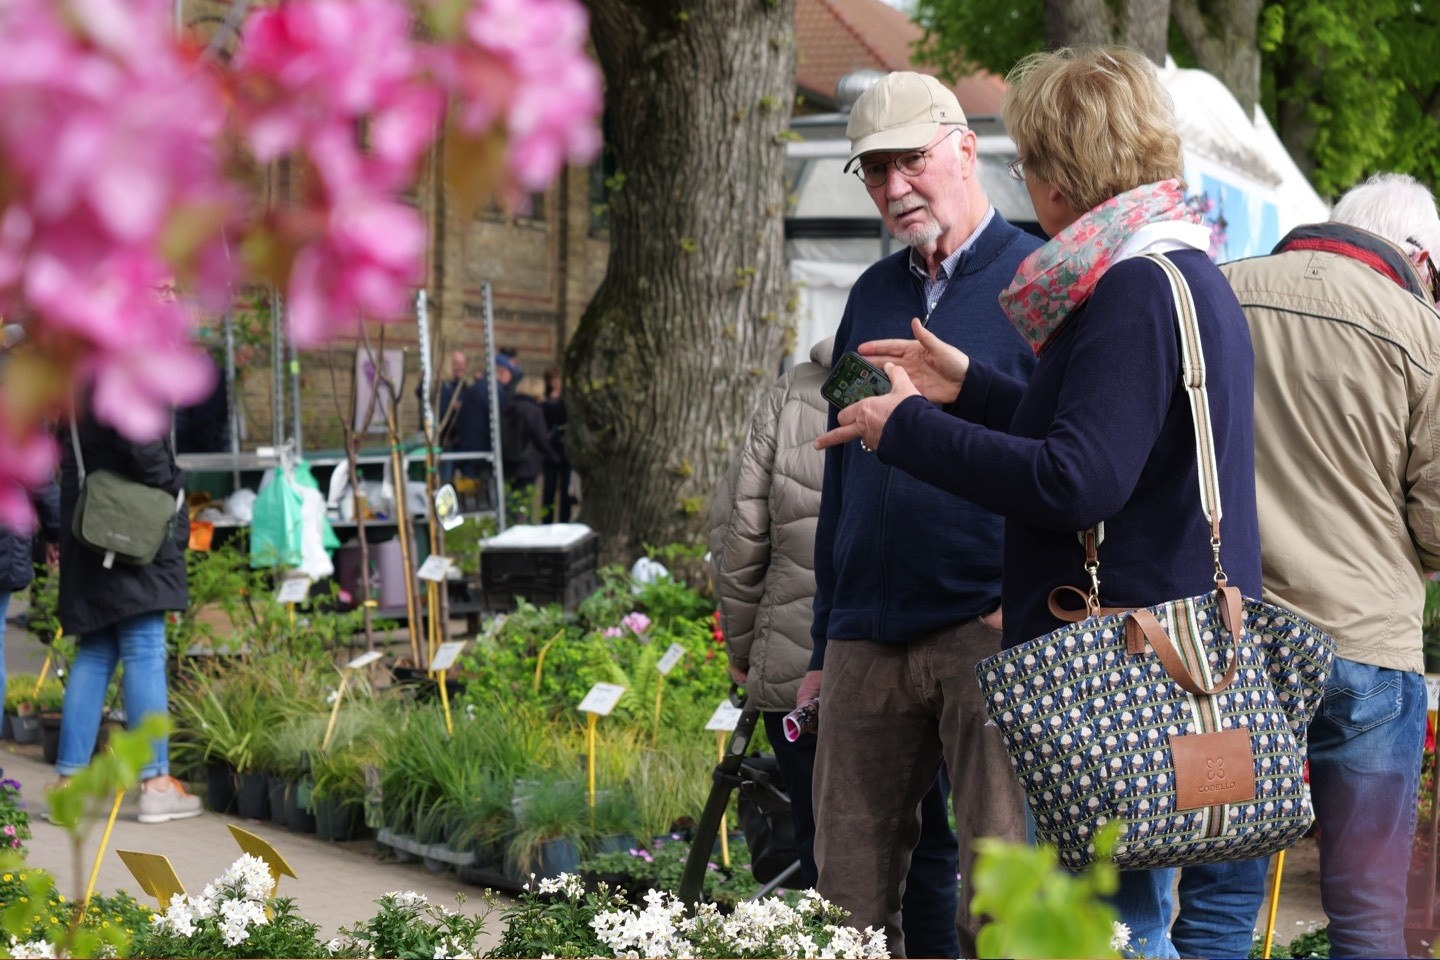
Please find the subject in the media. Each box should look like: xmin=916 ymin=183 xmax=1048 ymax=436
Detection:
xmin=819 ymin=47 xmax=1266 ymax=957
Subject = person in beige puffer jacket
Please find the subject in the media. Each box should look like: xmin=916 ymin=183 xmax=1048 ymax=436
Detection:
xmin=708 ymin=339 xmax=960 ymax=957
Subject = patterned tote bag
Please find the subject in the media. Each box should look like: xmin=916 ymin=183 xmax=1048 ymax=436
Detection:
xmin=975 ymin=254 xmax=1335 ymax=871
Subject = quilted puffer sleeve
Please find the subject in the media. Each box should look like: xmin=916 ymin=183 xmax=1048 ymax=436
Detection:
xmin=708 ymin=374 xmax=788 ymax=674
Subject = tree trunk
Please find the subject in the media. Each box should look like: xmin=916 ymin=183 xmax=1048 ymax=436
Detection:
xmin=567 ymin=0 xmax=796 ymax=565
xmin=1043 ymin=0 xmax=1169 ymax=63
xmin=1171 ymin=0 xmax=1262 ymax=117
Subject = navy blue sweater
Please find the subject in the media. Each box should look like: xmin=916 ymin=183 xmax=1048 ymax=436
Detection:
xmin=810 ymin=214 xmax=1041 ymax=667
xmin=880 ymin=250 xmax=1262 ymax=649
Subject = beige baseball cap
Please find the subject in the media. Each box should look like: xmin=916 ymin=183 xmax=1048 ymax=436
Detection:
xmin=844 ymin=72 xmax=967 ymax=172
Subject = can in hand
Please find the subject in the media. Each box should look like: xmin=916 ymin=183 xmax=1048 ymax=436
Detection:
xmin=782 ymin=697 xmax=820 ymax=742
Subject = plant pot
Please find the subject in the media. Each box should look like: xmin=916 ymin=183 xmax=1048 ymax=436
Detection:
xmin=40 ymin=712 xmax=62 ymax=765
xmin=592 ymin=833 xmax=638 ymax=856
xmin=314 ymin=796 xmax=361 ymax=842
xmin=10 ymin=712 xmax=40 ymax=744
xmin=236 ymin=771 xmax=269 ymax=820
xmin=267 ymin=776 xmax=287 ymax=825
xmin=205 ymin=761 xmax=237 ymax=815
xmin=284 ymin=780 xmax=316 ymax=834
xmin=506 ymin=836 xmax=582 ymax=881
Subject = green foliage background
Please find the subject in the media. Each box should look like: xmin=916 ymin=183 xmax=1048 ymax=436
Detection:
xmin=912 ymin=0 xmax=1440 ymax=198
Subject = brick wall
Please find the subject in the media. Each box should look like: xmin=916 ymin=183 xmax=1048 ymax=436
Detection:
xmin=186 ymin=1 xmax=607 ymax=453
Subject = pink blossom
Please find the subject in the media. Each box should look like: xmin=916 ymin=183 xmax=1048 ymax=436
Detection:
xmin=603 ymin=627 xmax=624 ymax=639
xmin=0 ymin=421 xmax=59 ymax=534
xmin=622 ymin=611 xmax=651 ymax=635
xmin=433 ymin=0 xmax=602 ymax=208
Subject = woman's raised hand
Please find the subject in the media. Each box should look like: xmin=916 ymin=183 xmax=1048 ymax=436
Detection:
xmin=858 ymin=317 xmax=970 ymax=405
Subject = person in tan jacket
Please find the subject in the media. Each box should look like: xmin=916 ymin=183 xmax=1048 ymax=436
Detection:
xmin=708 ymin=337 xmax=961 ymax=959
xmin=1220 ymin=172 xmax=1440 ymax=959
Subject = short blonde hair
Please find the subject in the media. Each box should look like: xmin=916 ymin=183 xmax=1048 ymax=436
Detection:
xmin=1002 ymin=46 xmax=1185 ymax=214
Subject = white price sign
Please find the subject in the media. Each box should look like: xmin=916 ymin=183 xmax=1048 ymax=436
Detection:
xmin=1427 ymin=674 xmax=1440 ymax=713
xmin=275 ymin=577 xmax=311 ymax=605
xmin=345 ymin=650 xmax=383 ymax=670
xmin=656 ymin=643 xmax=685 ymax=676
xmin=577 ymin=682 xmax=626 ymax=716
xmin=430 ymin=641 xmax=467 ymax=673
xmin=416 ymin=554 xmax=453 ymax=582
xmin=705 ymin=699 xmax=744 ymax=732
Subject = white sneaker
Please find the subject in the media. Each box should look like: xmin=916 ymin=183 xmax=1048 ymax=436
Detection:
xmin=138 ymin=776 xmax=203 ymax=824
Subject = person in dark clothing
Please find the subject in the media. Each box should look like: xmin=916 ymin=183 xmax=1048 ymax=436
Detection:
xmin=54 ymin=396 xmax=201 ymax=824
xmin=823 ymin=47 xmax=1264 ymax=957
xmin=503 ymin=376 xmax=559 ymax=495
xmin=174 ymin=350 xmax=229 ymax=454
xmin=0 ymin=488 xmax=59 ymax=706
xmin=436 ymin=351 xmax=492 ymax=483
xmin=539 ymin=367 xmax=573 ymax=523
xmin=797 ymin=71 xmax=1039 ymax=958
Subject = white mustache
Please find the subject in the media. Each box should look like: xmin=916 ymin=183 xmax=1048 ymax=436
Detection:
xmin=888 ymin=197 xmax=928 ymax=217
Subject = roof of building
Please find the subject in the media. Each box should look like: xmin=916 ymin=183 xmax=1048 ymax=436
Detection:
xmin=795 ymin=0 xmax=1006 ymax=116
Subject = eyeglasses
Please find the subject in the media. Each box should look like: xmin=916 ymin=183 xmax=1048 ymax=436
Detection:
xmin=854 ymin=128 xmax=963 ymax=188
xmin=1006 ymin=156 xmax=1026 ymax=182
xmin=1407 ymin=237 xmax=1440 ymax=304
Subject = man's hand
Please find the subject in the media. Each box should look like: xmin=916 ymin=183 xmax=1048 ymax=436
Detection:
xmin=45 ymin=543 xmax=59 ymax=569
xmin=815 ymin=363 xmax=919 ymax=452
xmin=980 ymin=607 xmax=1002 ymax=631
xmin=729 ymin=663 xmax=748 ymax=685
xmin=795 ymin=669 xmax=823 ymax=708
xmin=858 ymin=317 xmax=971 ymax=405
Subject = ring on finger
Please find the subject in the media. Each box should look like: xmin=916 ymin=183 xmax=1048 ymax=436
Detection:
xmin=859 ymin=439 xmax=873 ymax=453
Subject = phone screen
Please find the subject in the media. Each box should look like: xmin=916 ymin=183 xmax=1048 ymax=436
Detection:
xmin=820 ymin=351 xmax=892 ymax=409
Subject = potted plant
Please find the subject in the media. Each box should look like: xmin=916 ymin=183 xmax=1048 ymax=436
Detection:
xmin=36 ymin=675 xmax=69 ymax=764
xmin=506 ymin=773 xmax=589 ymax=880
xmin=4 ymin=673 xmax=57 ymax=745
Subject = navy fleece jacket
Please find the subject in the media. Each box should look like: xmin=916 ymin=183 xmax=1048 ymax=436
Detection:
xmin=809 ymin=213 xmax=1041 ymax=668
xmin=878 ymin=250 xmax=1262 ymax=650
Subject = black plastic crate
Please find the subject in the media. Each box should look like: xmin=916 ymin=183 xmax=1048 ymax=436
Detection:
xmin=482 ymin=571 xmax=600 ymax=612
xmin=480 ymin=527 xmax=599 ymax=612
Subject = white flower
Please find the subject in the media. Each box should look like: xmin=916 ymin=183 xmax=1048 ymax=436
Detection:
xmin=219 ymin=853 xmax=276 ymax=901
xmin=1111 ymin=921 xmax=1132 ymax=951
xmin=385 ymin=890 xmax=429 ymax=910
xmin=536 ymin=873 xmax=586 ymax=899
xmin=7 ymin=937 xmax=57 ymax=959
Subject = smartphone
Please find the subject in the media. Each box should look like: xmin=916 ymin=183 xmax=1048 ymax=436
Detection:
xmin=820 ymin=351 xmax=892 ymax=409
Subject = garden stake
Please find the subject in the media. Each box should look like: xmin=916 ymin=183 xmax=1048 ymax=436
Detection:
xmin=587 ymin=711 xmax=599 ymax=811
xmin=32 ymin=654 xmax=52 ymax=697
xmin=1261 ymin=848 xmax=1285 ymax=958
xmin=84 ymin=789 xmax=125 ymax=910
xmin=321 ymin=669 xmax=353 ymax=752
xmin=716 ymin=731 xmax=730 ymax=869
xmin=652 ymin=675 xmax=664 ymax=745
xmin=532 ymin=629 xmax=565 ymax=694
xmin=438 ymin=664 xmax=454 ymax=735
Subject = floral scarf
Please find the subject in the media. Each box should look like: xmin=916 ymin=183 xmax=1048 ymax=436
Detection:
xmin=999 ymin=179 xmax=1201 ymax=354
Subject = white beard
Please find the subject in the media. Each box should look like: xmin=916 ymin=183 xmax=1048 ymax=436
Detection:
xmin=888 ymin=198 xmax=942 ymax=249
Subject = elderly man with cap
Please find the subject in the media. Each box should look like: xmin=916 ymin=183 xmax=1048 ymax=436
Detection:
xmin=794 ymin=71 xmax=1038 ymax=957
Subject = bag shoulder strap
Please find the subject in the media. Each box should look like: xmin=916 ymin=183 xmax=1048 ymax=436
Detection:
xmin=68 ymin=410 xmax=86 ymax=484
xmin=1053 ymin=253 xmax=1228 ymax=622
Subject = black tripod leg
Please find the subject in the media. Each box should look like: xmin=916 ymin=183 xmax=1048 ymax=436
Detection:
xmin=678 ymin=700 xmax=761 ymax=907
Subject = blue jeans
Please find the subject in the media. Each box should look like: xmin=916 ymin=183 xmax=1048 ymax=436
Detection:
xmin=1173 ymin=858 xmax=1269 ymax=958
xmin=1308 ymin=657 xmax=1424 ymax=958
xmin=1112 ymin=869 xmax=1180 ymax=958
xmin=57 ymin=612 xmax=170 ymax=780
